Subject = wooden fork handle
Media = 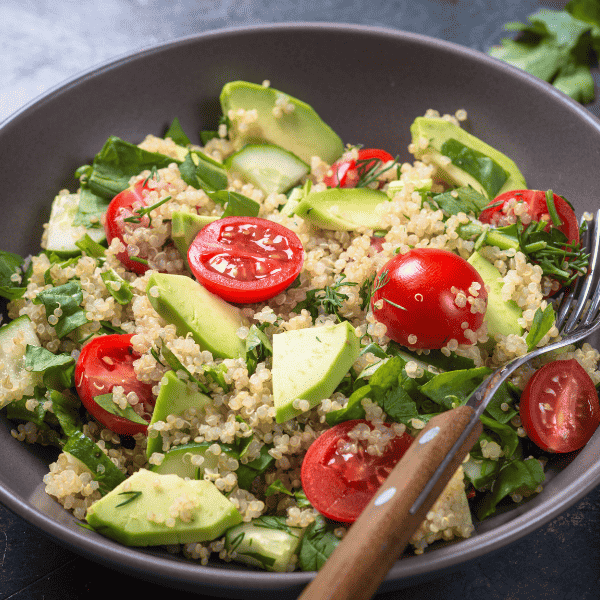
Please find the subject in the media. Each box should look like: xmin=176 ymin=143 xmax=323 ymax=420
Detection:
xmin=298 ymin=405 xmax=483 ymax=600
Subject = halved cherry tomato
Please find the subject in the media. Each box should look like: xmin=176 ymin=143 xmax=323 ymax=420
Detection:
xmin=519 ymin=358 xmax=600 ymax=453
xmin=187 ymin=216 xmax=304 ymax=304
xmin=301 ymin=419 xmax=413 ymax=523
xmin=479 ymin=189 xmax=580 ymax=245
xmin=323 ymin=148 xmax=394 ymax=188
xmin=371 ymin=248 xmax=487 ymax=349
xmin=104 ymin=180 xmax=152 ymax=274
xmin=75 ymin=334 xmax=154 ymax=436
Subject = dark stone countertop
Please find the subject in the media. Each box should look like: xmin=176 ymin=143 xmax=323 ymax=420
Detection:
xmin=2 ymin=1 xmax=600 ymax=599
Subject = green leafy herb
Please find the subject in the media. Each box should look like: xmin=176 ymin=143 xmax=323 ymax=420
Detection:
xmin=164 ymin=117 xmax=191 ymax=146
xmin=489 ymin=2 xmax=600 ymax=103
xmin=100 ymin=269 xmax=134 ymax=305
xmin=179 ymin=151 xmax=228 ymax=192
xmin=206 ymin=190 xmax=261 ymax=218
xmin=32 ymin=280 xmax=88 ymax=338
xmin=354 ymin=154 xmax=399 ymax=188
xmin=24 ymin=345 xmax=75 ymax=391
xmin=429 ymin=186 xmax=490 ymax=217
xmin=245 ymin=323 xmax=273 ymax=376
xmin=115 ymin=490 xmax=142 ymax=507
xmin=526 ymin=304 xmax=556 ymax=351
xmin=123 ymin=195 xmax=172 ymax=226
xmin=293 ymin=274 xmax=358 ymax=322
xmin=253 ymin=515 xmax=298 ymax=536
xmin=359 ymin=273 xmax=376 ymax=311
xmin=0 ymin=250 xmax=28 ymax=300
xmin=298 ymin=515 xmax=341 ymax=572
xmin=236 ymin=444 xmax=275 ymax=491
xmin=440 ymin=139 xmax=509 ymax=199
xmin=93 ymin=393 xmax=148 ymax=425
xmin=265 ymin=478 xmax=294 ymax=497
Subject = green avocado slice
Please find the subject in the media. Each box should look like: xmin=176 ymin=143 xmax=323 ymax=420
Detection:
xmin=85 ymin=469 xmax=242 ymax=546
xmin=220 ymin=81 xmax=344 ymax=164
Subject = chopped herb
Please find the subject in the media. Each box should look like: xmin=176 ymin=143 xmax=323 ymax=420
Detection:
xmin=115 ymin=490 xmax=142 ymax=507
xmin=123 ymin=195 xmax=172 ymax=225
xmin=292 ymin=274 xmax=358 ymax=322
xmin=383 ymin=298 xmax=407 ymax=311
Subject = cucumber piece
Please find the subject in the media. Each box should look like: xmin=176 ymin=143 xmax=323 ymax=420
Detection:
xmin=150 ymin=442 xmax=220 ymax=479
xmin=225 ymin=144 xmax=309 ymax=195
xmin=44 ymin=193 xmax=106 ymax=257
xmin=0 ymin=315 xmax=42 ymax=408
xmin=225 ymin=517 xmax=304 ymax=572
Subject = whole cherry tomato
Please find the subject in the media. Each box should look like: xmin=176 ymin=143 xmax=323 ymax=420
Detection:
xmin=371 ymin=248 xmax=488 ymax=349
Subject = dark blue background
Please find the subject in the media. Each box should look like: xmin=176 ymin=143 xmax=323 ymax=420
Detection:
xmin=1 ymin=1 xmax=599 ymax=598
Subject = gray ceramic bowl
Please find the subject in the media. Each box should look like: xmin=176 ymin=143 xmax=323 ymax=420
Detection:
xmin=1 ymin=23 xmax=600 ymax=599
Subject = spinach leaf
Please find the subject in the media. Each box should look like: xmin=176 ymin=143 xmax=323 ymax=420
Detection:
xmin=479 ymin=414 xmax=520 ymax=460
xmin=32 ymin=280 xmax=88 ymax=338
xmin=245 ymin=323 xmax=273 ymax=376
xmin=63 ymin=429 xmax=127 ymax=495
xmin=236 ymin=444 xmax=275 ymax=491
xmin=179 ymin=152 xmax=228 ymax=192
xmin=0 ymin=250 xmax=28 ymax=300
xmin=92 ymin=393 xmax=148 ymax=425
xmin=265 ymin=479 xmax=294 ymax=497
xmin=50 ymin=390 xmax=83 ymax=438
xmin=164 ymin=117 xmax=191 ymax=146
xmin=72 ymin=188 xmax=111 ymax=229
xmin=298 ymin=515 xmax=341 ymax=572
xmin=82 ymin=136 xmax=177 ymax=200
xmin=100 ymin=269 xmax=134 ymax=305
xmin=477 ymin=457 xmax=545 ymax=520
xmin=430 ymin=186 xmax=490 ymax=217
xmin=24 ymin=345 xmax=75 ymax=391
xmin=419 ymin=366 xmax=492 ymax=410
xmin=207 ymin=190 xmax=261 ymax=218
xmin=440 ymin=139 xmax=509 ymax=199
xmin=462 ymin=454 xmax=502 ymax=490
xmin=526 ymin=304 xmax=555 ymax=351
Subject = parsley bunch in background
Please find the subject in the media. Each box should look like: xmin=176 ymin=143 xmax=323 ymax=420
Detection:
xmin=489 ymin=0 xmax=600 ymax=103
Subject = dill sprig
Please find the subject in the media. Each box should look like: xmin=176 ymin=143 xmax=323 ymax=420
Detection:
xmin=355 ymin=156 xmax=399 ymax=188
xmin=293 ymin=274 xmax=358 ymax=322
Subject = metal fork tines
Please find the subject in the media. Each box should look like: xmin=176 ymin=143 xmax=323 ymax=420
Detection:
xmin=556 ymin=209 xmax=600 ymax=334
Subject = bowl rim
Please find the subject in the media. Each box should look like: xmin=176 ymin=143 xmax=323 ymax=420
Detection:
xmin=2 ymin=20 xmax=600 ymax=594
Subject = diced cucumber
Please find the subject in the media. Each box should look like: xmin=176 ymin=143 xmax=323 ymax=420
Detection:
xmin=44 ymin=193 xmax=106 ymax=257
xmin=225 ymin=517 xmax=304 ymax=572
xmin=225 ymin=144 xmax=309 ymax=195
xmin=0 ymin=315 xmax=42 ymax=408
xmin=150 ymin=442 xmax=220 ymax=479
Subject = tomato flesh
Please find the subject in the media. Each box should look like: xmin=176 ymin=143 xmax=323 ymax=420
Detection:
xmin=371 ymin=248 xmax=488 ymax=349
xmin=479 ymin=189 xmax=580 ymax=245
xmin=187 ymin=216 xmax=304 ymax=303
xmin=75 ymin=334 xmax=154 ymax=436
xmin=301 ymin=419 xmax=413 ymax=523
xmin=323 ymin=148 xmax=394 ymax=188
xmin=104 ymin=181 xmax=152 ymax=274
xmin=520 ymin=358 xmax=600 ymax=453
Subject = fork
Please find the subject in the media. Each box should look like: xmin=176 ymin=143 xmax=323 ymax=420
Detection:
xmin=299 ymin=209 xmax=600 ymax=600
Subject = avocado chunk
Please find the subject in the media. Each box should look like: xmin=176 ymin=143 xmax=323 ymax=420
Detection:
xmin=146 ymin=371 xmax=213 ymax=458
xmin=293 ymin=187 xmax=389 ymax=231
xmin=220 ymin=81 xmax=344 ymax=164
xmin=146 ymin=273 xmax=246 ymax=359
xmin=171 ymin=211 xmax=219 ymax=268
xmin=225 ymin=144 xmax=309 ymax=195
xmin=467 ymin=251 xmax=523 ymax=339
xmin=85 ymin=469 xmax=242 ymax=546
xmin=410 ymin=117 xmax=526 ymax=199
xmin=225 ymin=517 xmax=304 ymax=572
xmin=272 ymin=321 xmax=360 ymax=423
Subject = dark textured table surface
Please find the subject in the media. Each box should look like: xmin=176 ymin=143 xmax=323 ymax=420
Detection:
xmin=2 ymin=1 xmax=600 ymax=599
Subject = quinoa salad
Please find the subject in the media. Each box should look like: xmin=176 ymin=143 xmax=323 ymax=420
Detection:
xmin=1 ymin=80 xmax=598 ymax=572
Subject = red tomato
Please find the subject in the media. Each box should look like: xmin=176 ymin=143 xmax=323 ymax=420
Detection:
xmin=187 ymin=216 xmax=304 ymax=304
xmin=75 ymin=334 xmax=155 ymax=436
xmin=371 ymin=248 xmax=488 ymax=349
xmin=104 ymin=181 xmax=152 ymax=274
xmin=519 ymin=359 xmax=600 ymax=453
xmin=323 ymin=148 xmax=394 ymax=188
xmin=479 ymin=189 xmax=580 ymax=245
xmin=301 ymin=419 xmax=413 ymax=523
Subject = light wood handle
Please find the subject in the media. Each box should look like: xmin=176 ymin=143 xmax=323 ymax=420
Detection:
xmin=298 ymin=405 xmax=482 ymax=600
